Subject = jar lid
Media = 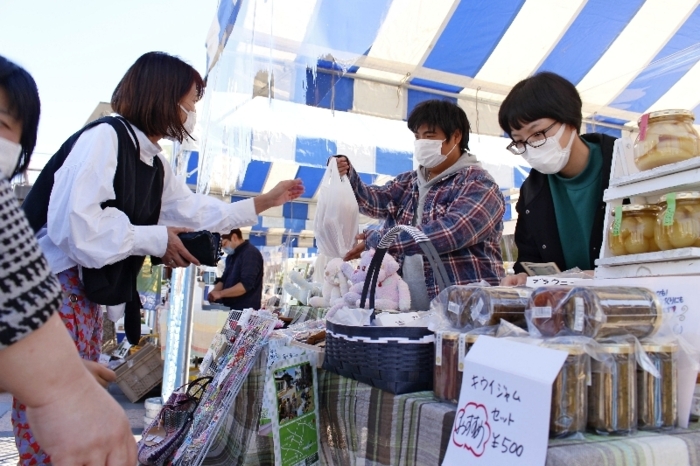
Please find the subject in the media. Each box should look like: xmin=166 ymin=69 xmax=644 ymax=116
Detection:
xmin=642 ymin=342 xmax=678 ymax=353
xmin=440 ymin=331 xmax=459 ymax=340
xmin=658 ymin=192 xmax=700 ymax=203
xmin=598 ymin=342 xmax=635 ymax=354
xmin=611 ymin=204 xmax=661 ymax=215
xmin=545 ymin=343 xmax=585 ymax=355
xmin=641 ymin=109 xmax=696 ymax=123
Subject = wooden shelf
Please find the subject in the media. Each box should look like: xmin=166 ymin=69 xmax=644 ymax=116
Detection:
xmin=609 ymin=157 xmax=700 ymax=188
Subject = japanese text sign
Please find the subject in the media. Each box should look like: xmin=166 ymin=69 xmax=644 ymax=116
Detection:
xmin=443 ymin=337 xmax=567 ymax=466
xmin=525 ymin=276 xmax=587 ymax=287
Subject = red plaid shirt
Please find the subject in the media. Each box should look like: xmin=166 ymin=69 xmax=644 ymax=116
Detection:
xmin=349 ymin=165 xmax=505 ymax=300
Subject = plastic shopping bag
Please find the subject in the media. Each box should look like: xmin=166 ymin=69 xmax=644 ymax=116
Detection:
xmin=314 ymin=157 xmax=359 ymax=258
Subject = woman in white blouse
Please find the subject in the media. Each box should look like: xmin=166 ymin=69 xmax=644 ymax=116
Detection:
xmin=17 ymin=51 xmax=303 ymax=464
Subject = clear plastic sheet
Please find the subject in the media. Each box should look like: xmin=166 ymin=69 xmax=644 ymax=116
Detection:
xmin=558 ymin=286 xmax=663 ymax=339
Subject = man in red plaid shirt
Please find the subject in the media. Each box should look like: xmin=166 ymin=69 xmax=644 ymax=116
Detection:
xmin=336 ymin=100 xmax=505 ymax=310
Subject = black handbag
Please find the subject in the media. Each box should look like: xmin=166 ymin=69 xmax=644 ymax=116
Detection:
xmin=178 ymin=231 xmax=221 ymax=266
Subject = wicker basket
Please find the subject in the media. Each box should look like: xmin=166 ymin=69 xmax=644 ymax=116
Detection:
xmin=323 ymin=225 xmax=451 ymax=394
xmin=115 ymin=343 xmax=164 ymax=402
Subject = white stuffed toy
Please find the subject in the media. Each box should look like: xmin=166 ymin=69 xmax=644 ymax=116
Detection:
xmin=308 ymin=257 xmax=351 ymax=308
xmin=283 ymin=271 xmax=321 ymax=306
xmin=340 ymin=249 xmax=411 ymax=312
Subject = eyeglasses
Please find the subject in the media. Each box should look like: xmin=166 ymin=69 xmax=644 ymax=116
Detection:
xmin=506 ymin=122 xmax=558 ymax=155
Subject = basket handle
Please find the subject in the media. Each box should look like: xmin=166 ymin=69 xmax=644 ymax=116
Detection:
xmin=360 ymin=225 xmax=452 ymax=317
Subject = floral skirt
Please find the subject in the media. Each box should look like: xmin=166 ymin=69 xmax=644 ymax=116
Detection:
xmin=12 ymin=267 xmax=103 ymax=465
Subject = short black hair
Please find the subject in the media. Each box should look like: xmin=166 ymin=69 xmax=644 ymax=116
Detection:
xmin=112 ymin=52 xmax=204 ymax=142
xmin=222 ymin=228 xmax=243 ymax=241
xmin=0 ymin=56 xmax=40 ymax=177
xmin=498 ymin=71 xmax=582 ymax=136
xmin=407 ymin=99 xmax=470 ymax=152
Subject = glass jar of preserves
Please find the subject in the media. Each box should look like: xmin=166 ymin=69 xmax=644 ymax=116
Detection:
xmin=589 ymin=341 xmax=637 ymax=435
xmin=608 ymin=205 xmax=662 ymax=256
xmin=638 ymin=341 xmax=678 ymax=430
xmin=561 ymin=287 xmax=662 ymax=339
xmin=634 ymin=109 xmax=700 ymax=171
xmin=654 ymin=192 xmax=700 ymax=250
xmin=546 ymin=343 xmax=588 ymax=438
xmin=468 ymin=287 xmax=532 ymax=329
xmin=434 ymin=331 xmax=460 ymax=403
xmin=528 ymin=286 xmax=574 ymax=336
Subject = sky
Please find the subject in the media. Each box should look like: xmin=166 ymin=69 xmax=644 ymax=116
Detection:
xmin=0 ymin=0 xmax=218 ymax=165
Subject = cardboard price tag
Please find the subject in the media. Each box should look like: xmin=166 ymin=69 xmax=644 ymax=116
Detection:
xmin=525 ymin=276 xmax=586 ymax=287
xmin=443 ymin=337 xmax=567 ymax=466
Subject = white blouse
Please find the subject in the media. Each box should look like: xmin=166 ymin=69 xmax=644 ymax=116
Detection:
xmin=37 ymin=115 xmax=257 ymax=275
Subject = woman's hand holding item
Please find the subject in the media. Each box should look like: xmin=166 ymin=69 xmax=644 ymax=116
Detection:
xmin=83 ymin=359 xmax=116 ymax=389
xmin=162 ymin=226 xmax=200 ymax=268
xmin=254 ymin=179 xmax=305 ymax=214
xmin=500 ymin=272 xmax=528 ymax=286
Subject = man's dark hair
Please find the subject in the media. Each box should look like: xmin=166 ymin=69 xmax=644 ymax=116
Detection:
xmin=498 ymin=71 xmax=582 ymax=136
xmin=222 ymin=228 xmax=243 ymax=241
xmin=0 ymin=56 xmax=40 ymax=177
xmin=111 ymin=52 xmax=204 ymax=143
xmin=407 ymin=99 xmax=470 ymax=152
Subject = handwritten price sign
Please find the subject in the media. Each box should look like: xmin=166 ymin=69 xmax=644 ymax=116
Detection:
xmin=443 ymin=337 xmax=567 ymax=466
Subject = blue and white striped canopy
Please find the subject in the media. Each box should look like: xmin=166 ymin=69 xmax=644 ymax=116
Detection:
xmin=199 ymin=0 xmax=700 ymax=245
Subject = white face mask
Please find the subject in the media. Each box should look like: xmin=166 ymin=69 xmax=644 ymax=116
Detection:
xmin=414 ymin=139 xmax=456 ymax=169
xmin=523 ymin=123 xmax=575 ymax=174
xmin=0 ymin=136 xmax=22 ymax=180
xmin=180 ymin=105 xmax=197 ymax=135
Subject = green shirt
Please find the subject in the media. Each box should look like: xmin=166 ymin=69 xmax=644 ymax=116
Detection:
xmin=548 ymin=140 xmax=603 ymax=270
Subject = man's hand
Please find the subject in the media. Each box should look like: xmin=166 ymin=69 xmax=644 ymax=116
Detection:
xmin=255 ymin=179 xmax=304 ymax=214
xmin=161 ymin=227 xmax=200 ymax=268
xmin=500 ymin=272 xmax=528 ymax=286
xmin=335 ymin=156 xmax=351 ymax=177
xmin=343 ymin=233 xmax=365 ymax=261
xmin=207 ymin=290 xmax=221 ymax=302
xmin=83 ymin=360 xmax=116 ymax=389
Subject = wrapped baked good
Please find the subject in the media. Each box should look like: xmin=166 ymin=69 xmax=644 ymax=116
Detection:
xmin=545 ymin=342 xmax=588 ymax=438
xmin=638 ymin=341 xmax=678 ymax=430
xmin=468 ymin=287 xmax=532 ymax=329
xmin=634 ymin=109 xmax=700 ymax=171
xmin=438 ymin=285 xmax=485 ymax=330
xmin=608 ymin=205 xmax=661 ymax=256
xmin=588 ymin=340 xmax=637 ymax=435
xmin=527 ymin=286 xmax=573 ymax=336
xmin=560 ymin=287 xmax=662 ymax=339
xmin=654 ymin=192 xmax=700 ymax=250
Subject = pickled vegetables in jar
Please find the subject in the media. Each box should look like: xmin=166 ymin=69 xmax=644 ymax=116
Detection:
xmin=634 ymin=110 xmax=700 ymax=171
xmin=608 ymin=205 xmax=661 ymax=256
xmin=654 ymin=192 xmax=700 ymax=250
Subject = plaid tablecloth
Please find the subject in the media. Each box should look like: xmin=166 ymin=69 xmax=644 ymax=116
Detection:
xmin=203 ymin=347 xmax=700 ymax=466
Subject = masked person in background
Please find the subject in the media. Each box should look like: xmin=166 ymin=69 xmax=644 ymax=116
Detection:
xmin=336 ymin=100 xmax=505 ymax=310
xmin=0 ymin=55 xmax=136 ymax=466
xmin=207 ymin=228 xmax=264 ymax=310
xmin=498 ymin=72 xmax=617 ymax=286
xmin=19 ymin=52 xmax=303 ymax=464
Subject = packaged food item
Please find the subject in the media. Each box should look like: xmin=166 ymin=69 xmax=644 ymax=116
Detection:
xmin=434 ymin=328 xmax=495 ymax=404
xmin=654 ymin=192 xmax=700 ymax=250
xmin=638 ymin=341 xmax=678 ymax=430
xmin=545 ymin=343 xmax=588 ymax=438
xmin=527 ymin=286 xmax=573 ymax=336
xmin=608 ymin=205 xmax=662 ymax=256
xmin=468 ymin=287 xmax=532 ymax=328
xmin=634 ymin=109 xmax=700 ymax=171
xmin=561 ymin=287 xmax=662 ymax=339
xmin=588 ymin=340 xmax=637 ymax=435
xmin=444 ymin=285 xmax=482 ymax=330
xmin=434 ymin=331 xmax=460 ymax=403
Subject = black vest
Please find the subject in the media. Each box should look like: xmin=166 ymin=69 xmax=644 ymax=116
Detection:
xmin=23 ymin=116 xmax=164 ymax=343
